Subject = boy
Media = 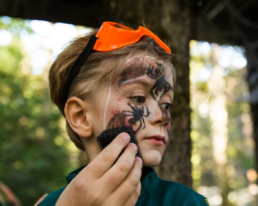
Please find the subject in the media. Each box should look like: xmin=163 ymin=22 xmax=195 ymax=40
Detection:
xmin=38 ymin=22 xmax=209 ymax=206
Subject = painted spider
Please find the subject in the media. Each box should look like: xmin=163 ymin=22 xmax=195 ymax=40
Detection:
xmin=147 ymin=62 xmax=165 ymax=80
xmin=150 ymin=75 xmax=171 ymax=101
xmin=121 ymin=102 xmax=151 ymax=133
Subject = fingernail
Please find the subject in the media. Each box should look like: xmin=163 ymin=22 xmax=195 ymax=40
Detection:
xmin=122 ymin=133 xmax=130 ymax=142
xmin=131 ymin=143 xmax=138 ymax=151
xmin=136 ymin=157 xmax=142 ymax=164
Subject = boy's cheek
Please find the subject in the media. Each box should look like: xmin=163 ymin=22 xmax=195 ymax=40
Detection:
xmin=106 ymin=101 xmax=128 ymax=129
xmin=106 ymin=109 xmax=134 ymax=129
xmin=106 ymin=103 xmax=144 ymax=133
xmin=138 ymin=144 xmax=166 ymax=167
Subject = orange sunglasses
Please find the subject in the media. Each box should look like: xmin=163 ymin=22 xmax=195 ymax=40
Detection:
xmin=94 ymin=22 xmax=171 ymax=53
xmin=64 ymin=22 xmax=171 ymax=102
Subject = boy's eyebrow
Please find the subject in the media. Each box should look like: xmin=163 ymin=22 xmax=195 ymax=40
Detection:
xmin=117 ymin=66 xmax=148 ymax=85
xmin=119 ymin=76 xmax=153 ymax=87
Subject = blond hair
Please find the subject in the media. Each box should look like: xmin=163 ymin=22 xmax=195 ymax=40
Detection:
xmin=49 ymin=29 xmax=175 ymax=150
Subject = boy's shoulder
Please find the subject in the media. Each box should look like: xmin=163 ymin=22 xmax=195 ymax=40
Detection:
xmin=158 ymin=178 xmax=209 ymax=205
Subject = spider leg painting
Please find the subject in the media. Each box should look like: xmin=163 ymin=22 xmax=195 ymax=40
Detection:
xmin=147 ymin=62 xmax=165 ymax=80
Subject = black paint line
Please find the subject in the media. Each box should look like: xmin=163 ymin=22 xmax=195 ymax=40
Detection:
xmin=150 ymin=75 xmax=171 ymax=101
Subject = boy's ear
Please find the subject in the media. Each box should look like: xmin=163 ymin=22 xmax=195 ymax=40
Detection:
xmin=64 ymin=97 xmax=92 ymax=138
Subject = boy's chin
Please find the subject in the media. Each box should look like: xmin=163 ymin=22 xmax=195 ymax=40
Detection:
xmin=142 ymin=151 xmax=163 ymax=167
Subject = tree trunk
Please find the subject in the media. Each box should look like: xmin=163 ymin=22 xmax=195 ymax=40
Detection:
xmin=208 ymin=45 xmax=229 ymax=206
xmin=245 ymin=47 xmax=258 ymax=185
xmin=157 ymin=0 xmax=192 ymax=187
xmin=102 ymin=0 xmax=192 ymax=187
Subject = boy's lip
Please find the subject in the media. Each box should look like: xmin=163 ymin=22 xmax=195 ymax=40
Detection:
xmin=145 ymin=135 xmax=165 ymax=144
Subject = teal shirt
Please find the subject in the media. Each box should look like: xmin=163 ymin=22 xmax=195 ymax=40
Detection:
xmin=38 ymin=166 xmax=209 ymax=206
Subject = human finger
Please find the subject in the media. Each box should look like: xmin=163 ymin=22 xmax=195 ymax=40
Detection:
xmin=124 ymin=182 xmax=141 ymax=206
xmin=102 ymin=143 xmax=138 ymax=192
xmin=111 ymin=157 xmax=142 ymax=205
xmin=84 ymin=132 xmax=130 ymax=178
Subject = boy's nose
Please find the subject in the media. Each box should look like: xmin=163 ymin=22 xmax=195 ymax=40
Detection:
xmin=149 ymin=102 xmax=170 ymax=126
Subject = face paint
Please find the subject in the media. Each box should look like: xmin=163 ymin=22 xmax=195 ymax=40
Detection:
xmin=165 ymin=122 xmax=171 ymax=139
xmin=107 ymin=111 xmax=128 ymax=129
xmin=107 ymin=102 xmax=150 ymax=133
xmin=150 ymin=76 xmax=171 ymax=101
xmin=118 ymin=66 xmax=147 ymax=85
xmin=146 ymin=62 xmax=172 ymax=101
xmin=146 ymin=61 xmax=172 ymax=135
xmin=158 ymin=102 xmax=171 ymax=125
xmin=126 ymin=103 xmax=150 ymax=133
xmin=147 ymin=62 xmax=165 ymax=80
xmin=117 ymin=56 xmax=163 ymax=86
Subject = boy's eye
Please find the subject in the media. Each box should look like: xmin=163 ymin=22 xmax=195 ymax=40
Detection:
xmin=130 ymin=96 xmax=146 ymax=104
xmin=160 ymin=103 xmax=172 ymax=111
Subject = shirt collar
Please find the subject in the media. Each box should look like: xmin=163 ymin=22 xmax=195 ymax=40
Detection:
xmin=66 ymin=165 xmax=86 ymax=183
xmin=141 ymin=167 xmax=157 ymax=194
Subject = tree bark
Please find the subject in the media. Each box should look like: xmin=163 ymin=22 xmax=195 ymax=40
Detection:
xmin=208 ymin=45 xmax=229 ymax=206
xmin=101 ymin=0 xmax=193 ymax=187
xmin=157 ymin=0 xmax=192 ymax=187
xmin=245 ymin=47 xmax=258 ymax=185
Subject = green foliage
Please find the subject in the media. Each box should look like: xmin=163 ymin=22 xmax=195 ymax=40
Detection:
xmin=0 ymin=17 xmax=74 ymax=205
xmin=190 ymin=41 xmax=255 ymax=205
xmin=0 ymin=16 xmax=33 ymax=37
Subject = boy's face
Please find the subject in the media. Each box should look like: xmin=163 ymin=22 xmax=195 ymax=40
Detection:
xmin=91 ymin=54 xmax=174 ymax=167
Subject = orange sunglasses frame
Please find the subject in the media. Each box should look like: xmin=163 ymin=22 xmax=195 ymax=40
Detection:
xmin=93 ymin=22 xmax=171 ymax=53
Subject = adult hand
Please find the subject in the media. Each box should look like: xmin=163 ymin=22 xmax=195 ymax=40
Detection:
xmin=55 ymin=132 xmax=142 ymax=206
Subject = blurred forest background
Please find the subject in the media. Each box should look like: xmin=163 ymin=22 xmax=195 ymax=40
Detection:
xmin=0 ymin=16 xmax=256 ymax=206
